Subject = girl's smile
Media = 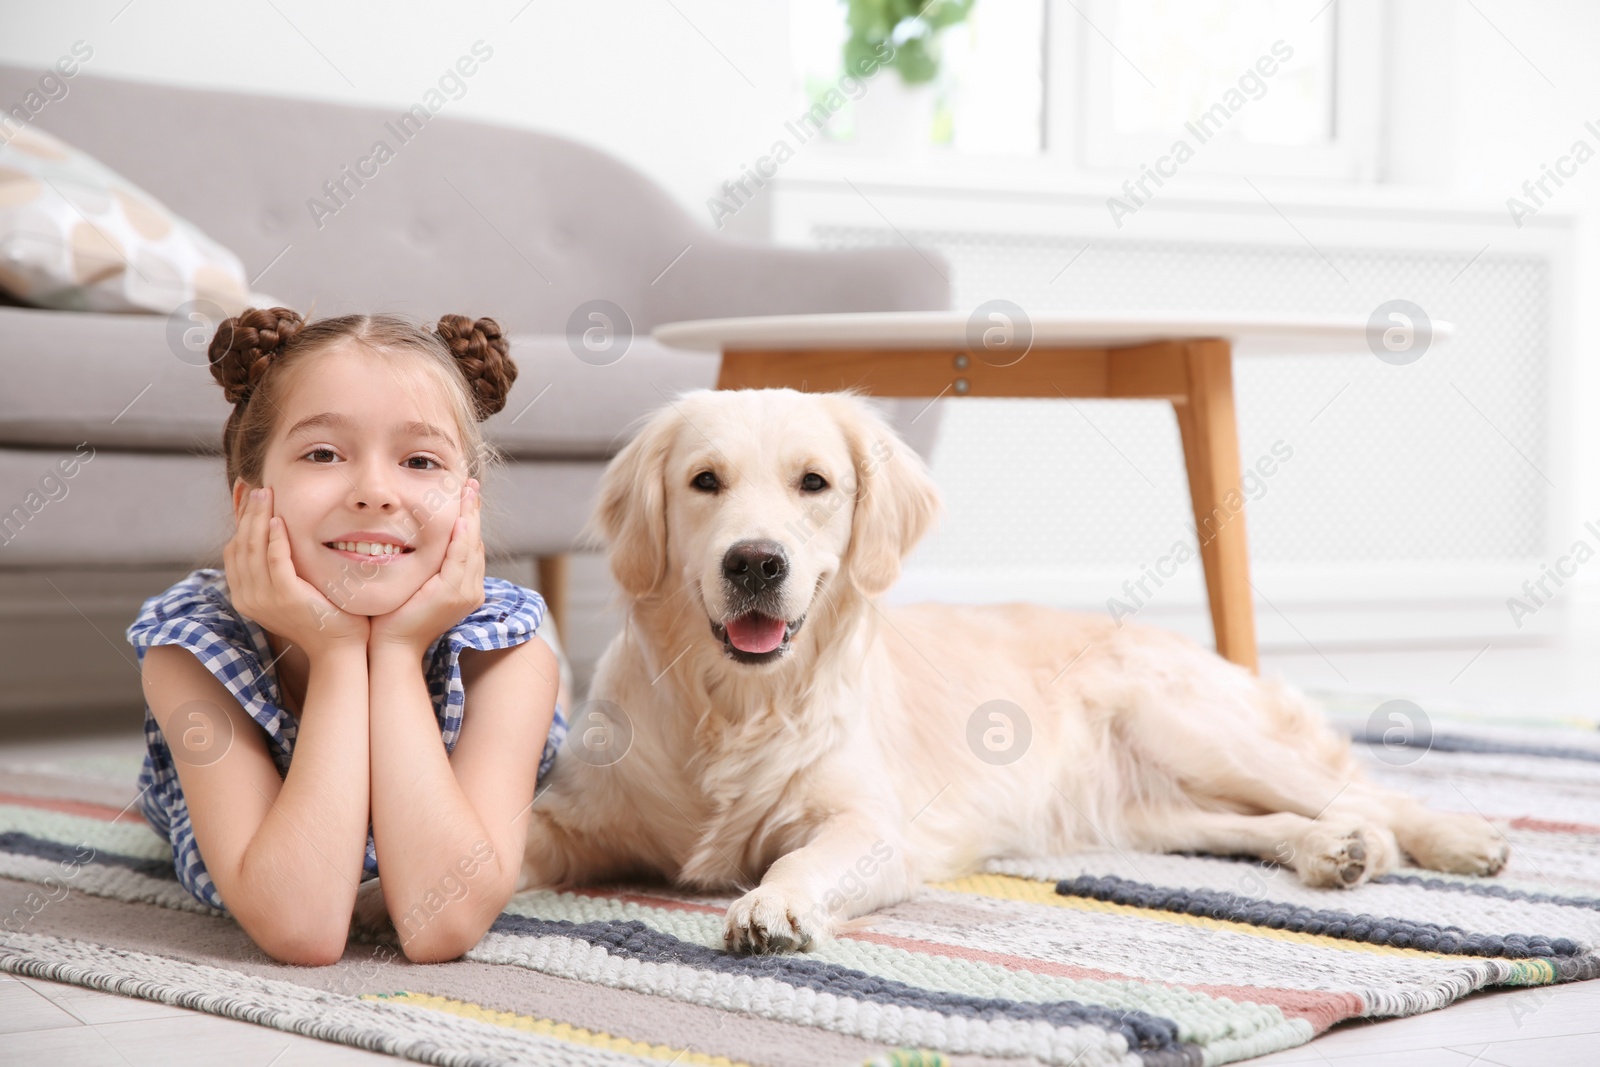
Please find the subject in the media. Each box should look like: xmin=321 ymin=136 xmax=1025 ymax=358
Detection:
xmin=323 ymin=532 xmax=418 ymax=565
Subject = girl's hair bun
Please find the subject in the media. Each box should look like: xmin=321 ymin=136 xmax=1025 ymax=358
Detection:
xmin=209 ymin=307 xmax=306 ymax=407
xmin=435 ymin=314 xmax=517 ymax=421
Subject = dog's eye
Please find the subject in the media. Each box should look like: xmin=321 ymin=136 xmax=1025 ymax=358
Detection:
xmin=691 ymin=471 xmax=721 ymax=493
xmin=800 ymin=472 xmax=828 ymax=493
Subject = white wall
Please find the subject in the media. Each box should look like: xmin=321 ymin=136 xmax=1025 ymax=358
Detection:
xmin=0 ymin=0 xmax=793 ymax=234
xmin=1430 ymin=0 xmax=1600 ymax=597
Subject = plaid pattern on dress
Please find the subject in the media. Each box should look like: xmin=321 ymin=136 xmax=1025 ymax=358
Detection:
xmin=125 ymin=568 xmax=568 ymax=912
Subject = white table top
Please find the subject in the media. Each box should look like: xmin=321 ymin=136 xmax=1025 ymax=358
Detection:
xmin=653 ymin=310 xmax=1454 ymax=358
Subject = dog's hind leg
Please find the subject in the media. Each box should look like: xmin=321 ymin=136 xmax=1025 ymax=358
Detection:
xmin=1124 ymin=806 xmax=1399 ymax=888
xmin=1099 ymin=658 xmax=1363 ymax=825
xmin=1134 ymin=678 xmax=1511 ymax=880
xmin=1338 ymin=784 xmax=1509 ymax=877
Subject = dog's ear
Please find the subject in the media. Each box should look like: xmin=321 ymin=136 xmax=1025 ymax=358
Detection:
xmin=591 ymin=408 xmax=677 ymax=598
xmin=829 ymin=394 xmax=943 ymax=598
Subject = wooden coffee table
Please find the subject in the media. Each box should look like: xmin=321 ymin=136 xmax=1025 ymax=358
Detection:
xmin=652 ymin=310 xmax=1450 ymax=673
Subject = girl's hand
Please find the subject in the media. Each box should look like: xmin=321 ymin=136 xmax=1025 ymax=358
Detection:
xmin=370 ymin=479 xmax=485 ymax=657
xmin=224 ymin=486 xmax=371 ymax=658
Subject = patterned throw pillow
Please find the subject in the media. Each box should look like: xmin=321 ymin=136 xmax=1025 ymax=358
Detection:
xmin=0 ymin=124 xmax=251 ymax=314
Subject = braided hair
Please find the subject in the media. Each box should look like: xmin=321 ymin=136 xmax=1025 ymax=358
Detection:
xmin=209 ymin=308 xmax=518 ymax=494
xmin=208 ymin=307 xmax=306 ymax=408
xmin=432 ymin=314 xmax=517 ymax=420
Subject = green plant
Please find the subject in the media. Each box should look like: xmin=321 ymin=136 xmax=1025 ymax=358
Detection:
xmin=842 ymin=0 xmax=976 ymax=86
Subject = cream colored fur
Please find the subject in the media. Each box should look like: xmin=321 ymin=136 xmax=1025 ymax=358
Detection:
xmin=518 ymin=388 xmax=1508 ymax=954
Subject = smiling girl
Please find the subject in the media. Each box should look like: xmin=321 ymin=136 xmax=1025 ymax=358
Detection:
xmin=125 ymin=308 xmax=565 ymax=965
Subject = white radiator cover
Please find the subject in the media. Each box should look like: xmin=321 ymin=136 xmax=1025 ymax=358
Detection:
xmin=770 ymin=176 xmax=1578 ymax=650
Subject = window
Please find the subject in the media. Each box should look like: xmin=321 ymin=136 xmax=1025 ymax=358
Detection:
xmin=788 ymin=0 xmax=1045 ymax=154
xmin=1077 ymin=0 xmax=1383 ymax=179
xmin=787 ymin=0 xmax=1384 ymax=181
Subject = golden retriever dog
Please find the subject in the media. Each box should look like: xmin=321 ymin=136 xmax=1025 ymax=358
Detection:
xmin=517 ymin=388 xmax=1509 ymax=955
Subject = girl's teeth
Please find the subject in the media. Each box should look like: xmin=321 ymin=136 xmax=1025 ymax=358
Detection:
xmin=332 ymin=541 xmax=404 ymax=556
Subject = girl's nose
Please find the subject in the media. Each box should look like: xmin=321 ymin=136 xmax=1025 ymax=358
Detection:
xmin=349 ymin=462 xmax=399 ymax=511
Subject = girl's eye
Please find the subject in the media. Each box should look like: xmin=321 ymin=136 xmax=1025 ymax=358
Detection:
xmin=800 ymin=472 xmax=828 ymax=493
xmin=692 ymin=470 xmax=720 ymax=493
xmin=302 ymin=449 xmax=441 ymax=470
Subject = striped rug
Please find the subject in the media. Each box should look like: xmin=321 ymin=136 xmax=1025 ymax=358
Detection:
xmin=1 ymin=704 xmax=1597 ymax=1066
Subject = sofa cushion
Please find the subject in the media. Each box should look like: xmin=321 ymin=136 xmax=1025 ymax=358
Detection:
xmin=0 ymin=305 xmax=719 ymax=460
xmin=0 ymin=445 xmax=604 ymax=566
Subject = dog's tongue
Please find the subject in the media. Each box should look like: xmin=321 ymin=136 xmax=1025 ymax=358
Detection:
xmin=726 ymin=613 xmax=787 ymax=654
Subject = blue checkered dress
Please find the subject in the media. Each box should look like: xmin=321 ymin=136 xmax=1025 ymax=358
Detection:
xmin=125 ymin=567 xmax=568 ymax=911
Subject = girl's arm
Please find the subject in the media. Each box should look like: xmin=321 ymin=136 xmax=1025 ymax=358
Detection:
xmin=368 ymin=635 xmax=558 ymax=962
xmin=144 ymin=484 xmax=376 ymax=965
xmin=141 ymin=640 xmax=371 ymax=964
xmin=366 ymin=479 xmax=558 ymax=961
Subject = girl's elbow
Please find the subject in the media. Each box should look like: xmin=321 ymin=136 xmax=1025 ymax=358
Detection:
xmin=398 ymin=904 xmax=498 ymax=963
xmin=258 ymin=927 xmax=348 ymax=966
xmin=399 ymin=933 xmax=466 ymax=964
xmin=239 ymin=909 xmax=350 ymax=966
xmin=398 ymin=925 xmax=470 ymax=963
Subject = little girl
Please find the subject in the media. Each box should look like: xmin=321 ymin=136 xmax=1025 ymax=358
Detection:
xmin=125 ymin=308 xmax=566 ymax=965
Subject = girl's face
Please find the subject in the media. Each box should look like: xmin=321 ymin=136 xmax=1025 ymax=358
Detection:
xmin=232 ymin=341 xmax=467 ymax=618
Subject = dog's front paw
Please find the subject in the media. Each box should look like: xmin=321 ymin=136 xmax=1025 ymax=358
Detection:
xmin=724 ymin=886 xmax=825 ymax=955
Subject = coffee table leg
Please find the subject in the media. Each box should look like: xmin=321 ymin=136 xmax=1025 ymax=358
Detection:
xmin=536 ymin=553 xmax=569 ymax=643
xmin=1172 ymin=340 xmax=1259 ymax=673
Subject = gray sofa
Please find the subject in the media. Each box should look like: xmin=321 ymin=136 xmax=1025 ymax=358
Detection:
xmin=0 ymin=67 xmax=949 ymax=721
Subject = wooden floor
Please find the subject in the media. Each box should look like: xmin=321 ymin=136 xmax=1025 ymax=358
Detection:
xmin=4 ymin=600 xmax=1598 ymax=1064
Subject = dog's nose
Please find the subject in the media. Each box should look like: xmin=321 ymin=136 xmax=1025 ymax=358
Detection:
xmin=722 ymin=539 xmax=788 ymax=592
